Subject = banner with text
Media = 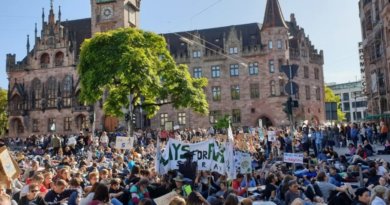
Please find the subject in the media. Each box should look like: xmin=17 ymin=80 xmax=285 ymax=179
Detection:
xmin=158 ymin=139 xmax=226 ymax=175
xmin=283 ymin=153 xmax=304 ymax=164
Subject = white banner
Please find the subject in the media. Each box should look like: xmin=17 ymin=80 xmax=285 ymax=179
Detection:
xmin=267 ymin=131 xmax=276 ymax=141
xmin=158 ymin=139 xmax=226 ymax=175
xmin=115 ymin=137 xmax=134 ymax=150
xmin=283 ymin=153 xmax=304 ymax=164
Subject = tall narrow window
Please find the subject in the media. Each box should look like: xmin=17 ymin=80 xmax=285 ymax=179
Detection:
xmin=231 ymin=85 xmax=240 ymax=100
xmin=268 ymin=40 xmax=273 ymax=49
xmin=249 ymin=62 xmax=259 ymax=75
xmin=269 ymin=60 xmax=275 ymax=73
xmin=48 ymin=118 xmax=56 ymax=132
xmin=211 ymin=66 xmax=221 ymax=78
xmin=316 ymin=87 xmax=321 ymax=101
xmin=305 ymin=85 xmax=311 ymax=100
xmin=314 ymin=68 xmax=319 ymax=80
xmin=193 ymin=67 xmax=202 ymax=78
xmin=55 ymin=52 xmax=64 ymax=66
xmin=64 ymin=117 xmax=72 ymax=131
xmin=32 ymin=119 xmax=39 ymax=132
xmin=47 ymin=77 xmax=57 ymax=108
xmin=40 ymin=53 xmax=50 ymax=68
xmin=277 ymin=39 xmax=283 ymax=49
xmin=212 ymin=86 xmax=221 ymax=101
xmin=178 ymin=112 xmax=186 ymax=125
xmin=232 ymin=109 xmax=241 ymax=123
xmin=160 ymin=113 xmax=168 ymax=126
xmin=62 ymin=75 xmax=72 ymax=107
xmin=250 ymin=83 xmax=259 ymax=99
xmin=279 ymin=79 xmax=285 ymax=95
xmin=304 ymin=66 xmax=309 ymax=78
xmin=270 ymin=80 xmax=276 ymax=96
xmin=230 ymin=64 xmax=239 ymax=76
xmin=31 ymin=78 xmax=41 ymax=109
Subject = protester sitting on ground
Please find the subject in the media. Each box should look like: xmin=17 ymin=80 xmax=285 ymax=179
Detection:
xmin=284 ymin=180 xmax=310 ymax=205
xmin=370 ymin=185 xmax=387 ymax=205
xmin=223 ymin=194 xmax=239 ymax=205
xmin=19 ymin=173 xmax=46 ymax=199
xmin=129 ymin=178 xmax=150 ymax=205
xmin=365 ymin=167 xmax=380 ymax=187
xmin=18 ymin=184 xmax=45 ymax=205
xmin=315 ymin=171 xmax=348 ymax=203
xmin=231 ymin=174 xmax=247 ymax=197
xmin=378 ymin=139 xmax=390 ymax=154
xmin=363 ymin=140 xmax=374 ymax=156
xmin=207 ymin=180 xmax=228 ymax=205
xmin=352 ymin=187 xmax=370 ymax=205
xmin=346 ymin=143 xmax=356 ymax=156
xmin=328 ymin=166 xmax=344 ymax=187
xmin=138 ymin=198 xmax=153 ymax=205
xmin=88 ymin=183 xmax=111 ymax=205
xmin=44 ymin=179 xmax=76 ymax=205
xmin=186 ymin=191 xmax=210 ymax=205
xmin=262 ymin=173 xmax=278 ymax=200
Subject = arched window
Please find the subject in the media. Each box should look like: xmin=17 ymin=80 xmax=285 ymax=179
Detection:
xmin=47 ymin=77 xmax=57 ymax=108
xmin=55 ymin=52 xmax=64 ymax=66
xmin=31 ymin=78 xmax=41 ymax=109
xmin=270 ymin=80 xmax=276 ymax=96
xmin=62 ymin=75 xmax=72 ymax=107
xmin=76 ymin=115 xmax=88 ymax=130
xmin=40 ymin=53 xmax=50 ymax=68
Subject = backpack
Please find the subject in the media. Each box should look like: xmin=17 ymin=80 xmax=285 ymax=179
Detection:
xmin=328 ymin=191 xmax=353 ymax=205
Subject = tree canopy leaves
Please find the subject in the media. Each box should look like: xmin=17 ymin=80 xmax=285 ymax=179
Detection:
xmin=324 ymin=85 xmax=345 ymax=121
xmin=78 ymin=28 xmax=208 ymax=118
xmin=0 ymin=88 xmax=7 ymax=136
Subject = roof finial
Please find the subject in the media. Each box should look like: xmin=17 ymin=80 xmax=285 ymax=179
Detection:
xmin=50 ymin=0 xmax=53 ymax=9
xmin=26 ymin=35 xmax=30 ymax=55
xmin=42 ymin=8 xmax=45 ymax=24
xmin=58 ymin=6 xmax=61 ymax=23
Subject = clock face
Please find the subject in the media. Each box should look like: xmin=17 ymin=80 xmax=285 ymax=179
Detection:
xmin=101 ymin=6 xmax=113 ymax=20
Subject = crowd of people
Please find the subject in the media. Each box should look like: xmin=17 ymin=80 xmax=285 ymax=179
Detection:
xmin=0 ymin=121 xmax=389 ymax=205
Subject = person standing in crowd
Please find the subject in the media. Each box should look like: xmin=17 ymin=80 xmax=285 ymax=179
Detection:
xmin=50 ymin=134 xmax=62 ymax=155
xmin=380 ymin=121 xmax=388 ymax=145
xmin=351 ymin=123 xmax=359 ymax=147
xmin=314 ymin=128 xmax=323 ymax=156
xmin=99 ymin=132 xmax=109 ymax=148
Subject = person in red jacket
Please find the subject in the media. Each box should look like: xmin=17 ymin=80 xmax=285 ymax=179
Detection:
xmin=232 ymin=173 xmax=247 ymax=196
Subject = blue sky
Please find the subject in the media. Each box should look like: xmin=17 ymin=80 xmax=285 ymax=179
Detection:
xmin=0 ymin=0 xmax=362 ymax=89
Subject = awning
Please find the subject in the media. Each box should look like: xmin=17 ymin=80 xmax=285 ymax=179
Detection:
xmin=365 ymin=114 xmax=390 ymax=120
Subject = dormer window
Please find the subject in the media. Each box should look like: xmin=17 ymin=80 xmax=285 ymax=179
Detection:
xmin=229 ymin=47 xmax=238 ymax=54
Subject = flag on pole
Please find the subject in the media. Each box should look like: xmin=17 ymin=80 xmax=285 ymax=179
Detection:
xmin=155 ymin=136 xmax=161 ymax=175
xmin=225 ymin=124 xmax=236 ymax=180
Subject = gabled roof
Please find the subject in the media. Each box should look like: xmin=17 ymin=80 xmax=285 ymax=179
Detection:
xmin=163 ymin=23 xmax=263 ymax=57
xmin=261 ymin=0 xmax=288 ymax=30
xmin=61 ymin=18 xmax=92 ymax=55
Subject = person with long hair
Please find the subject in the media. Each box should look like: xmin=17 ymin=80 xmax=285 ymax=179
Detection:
xmin=88 ymin=183 xmax=110 ymax=205
xmin=129 ymin=178 xmax=150 ymax=205
xmin=370 ymin=185 xmax=387 ymax=205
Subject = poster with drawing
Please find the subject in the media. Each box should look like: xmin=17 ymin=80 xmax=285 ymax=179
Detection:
xmin=0 ymin=147 xmax=17 ymax=178
xmin=235 ymin=151 xmax=252 ymax=174
xmin=267 ymin=131 xmax=277 ymax=142
xmin=115 ymin=137 xmax=134 ymax=150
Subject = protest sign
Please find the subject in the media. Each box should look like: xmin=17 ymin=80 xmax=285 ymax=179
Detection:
xmin=267 ymin=131 xmax=276 ymax=141
xmin=235 ymin=151 xmax=252 ymax=174
xmin=258 ymin=128 xmax=265 ymax=141
xmin=115 ymin=137 xmax=133 ymax=150
xmin=0 ymin=147 xmax=16 ymax=178
xmin=283 ymin=153 xmax=304 ymax=164
xmin=158 ymin=139 xmax=226 ymax=175
xmin=154 ymin=191 xmax=179 ymax=205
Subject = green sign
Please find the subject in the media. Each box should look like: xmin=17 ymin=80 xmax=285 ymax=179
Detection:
xmin=96 ymin=0 xmax=116 ymax=4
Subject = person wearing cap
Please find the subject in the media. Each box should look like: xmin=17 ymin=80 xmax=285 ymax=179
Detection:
xmin=129 ymin=178 xmax=150 ymax=205
xmin=371 ymin=185 xmax=387 ymax=205
xmin=352 ymin=187 xmax=370 ymax=205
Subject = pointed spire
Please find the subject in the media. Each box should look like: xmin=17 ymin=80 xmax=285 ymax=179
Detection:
xmin=49 ymin=0 xmax=55 ymax=25
xmin=34 ymin=23 xmax=37 ymax=39
xmin=26 ymin=35 xmax=30 ymax=55
xmin=58 ymin=6 xmax=61 ymax=23
xmin=42 ymin=8 xmax=45 ymax=25
xmin=261 ymin=0 xmax=288 ymax=30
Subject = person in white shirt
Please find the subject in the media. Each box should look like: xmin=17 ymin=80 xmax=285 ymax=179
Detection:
xmin=100 ymin=131 xmax=109 ymax=147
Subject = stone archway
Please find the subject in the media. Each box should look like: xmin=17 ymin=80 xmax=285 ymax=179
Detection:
xmin=257 ymin=116 xmax=273 ymax=128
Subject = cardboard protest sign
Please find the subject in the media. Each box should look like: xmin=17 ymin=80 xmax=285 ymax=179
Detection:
xmin=283 ymin=153 xmax=304 ymax=164
xmin=154 ymin=191 xmax=179 ymax=205
xmin=158 ymin=139 xmax=226 ymax=175
xmin=0 ymin=147 xmax=21 ymax=185
xmin=115 ymin=137 xmax=134 ymax=150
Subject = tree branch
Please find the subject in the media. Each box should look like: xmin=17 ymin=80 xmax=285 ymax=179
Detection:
xmin=135 ymin=101 xmax=172 ymax=109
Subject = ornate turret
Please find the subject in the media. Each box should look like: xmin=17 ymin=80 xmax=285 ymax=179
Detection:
xmin=26 ymin=35 xmax=30 ymax=56
xmin=261 ymin=0 xmax=288 ymax=30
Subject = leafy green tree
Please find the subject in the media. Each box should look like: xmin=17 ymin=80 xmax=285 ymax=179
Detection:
xmin=324 ymin=85 xmax=345 ymax=121
xmin=78 ymin=28 xmax=208 ymax=135
xmin=214 ymin=114 xmax=230 ymax=130
xmin=0 ymin=88 xmax=7 ymax=136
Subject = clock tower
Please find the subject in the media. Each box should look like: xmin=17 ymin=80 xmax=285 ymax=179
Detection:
xmin=91 ymin=0 xmax=141 ymax=34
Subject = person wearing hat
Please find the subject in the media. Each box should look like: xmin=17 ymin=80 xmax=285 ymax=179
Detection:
xmin=173 ymin=174 xmax=192 ymax=198
xmin=352 ymin=187 xmax=370 ymax=205
xmin=371 ymin=185 xmax=387 ymax=205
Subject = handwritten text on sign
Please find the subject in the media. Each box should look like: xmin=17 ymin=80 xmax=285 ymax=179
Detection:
xmin=283 ymin=153 xmax=304 ymax=164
